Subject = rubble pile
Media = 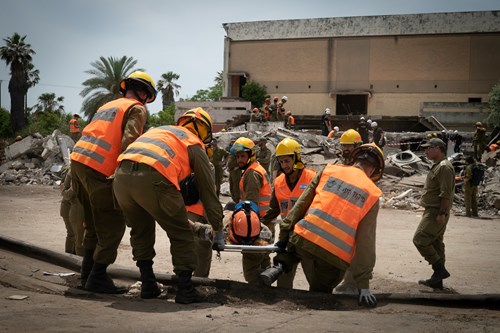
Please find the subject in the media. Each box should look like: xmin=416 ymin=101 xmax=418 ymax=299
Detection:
xmin=1 ymin=125 xmax=499 ymax=216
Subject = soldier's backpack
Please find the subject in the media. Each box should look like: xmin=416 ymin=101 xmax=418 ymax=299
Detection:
xmin=470 ymin=164 xmax=485 ymax=186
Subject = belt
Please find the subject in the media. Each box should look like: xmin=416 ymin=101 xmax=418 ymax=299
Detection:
xmin=119 ymin=160 xmax=154 ymax=172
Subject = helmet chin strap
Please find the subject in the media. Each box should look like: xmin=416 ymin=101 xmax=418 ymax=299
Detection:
xmin=129 ymin=89 xmax=148 ymax=104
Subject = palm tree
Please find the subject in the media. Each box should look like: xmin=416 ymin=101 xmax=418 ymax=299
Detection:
xmin=80 ymin=56 xmax=140 ymax=121
xmin=0 ymin=33 xmax=37 ymax=133
xmin=157 ymin=71 xmax=181 ymax=109
xmin=34 ymin=93 xmax=65 ymax=114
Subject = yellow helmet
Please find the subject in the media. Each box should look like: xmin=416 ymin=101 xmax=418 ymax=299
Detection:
xmin=340 ymin=129 xmax=363 ymax=145
xmin=275 ymin=138 xmax=304 ymax=170
xmin=177 ymin=107 xmax=213 ymax=144
xmin=119 ymin=71 xmax=157 ymax=103
xmin=230 ymin=137 xmax=256 ymax=163
xmin=348 ymin=143 xmax=385 ymax=182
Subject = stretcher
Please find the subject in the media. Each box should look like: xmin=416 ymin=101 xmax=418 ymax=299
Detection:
xmin=219 ymin=244 xmax=279 ymax=253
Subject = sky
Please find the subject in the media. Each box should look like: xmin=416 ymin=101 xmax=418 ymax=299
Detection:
xmin=0 ymin=0 xmax=499 ymax=117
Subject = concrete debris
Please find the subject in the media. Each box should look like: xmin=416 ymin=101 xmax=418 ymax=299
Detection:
xmin=1 ymin=124 xmax=499 ymax=217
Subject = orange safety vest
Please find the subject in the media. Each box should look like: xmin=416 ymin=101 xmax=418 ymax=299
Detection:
xmin=69 ymin=118 xmax=80 ymax=133
xmin=239 ymin=162 xmax=272 ymax=217
xmin=186 ymin=201 xmax=204 ymax=216
xmin=294 ymin=164 xmax=382 ymax=264
xmin=70 ymin=98 xmax=142 ymax=176
xmin=117 ymin=125 xmax=204 ymax=190
xmin=274 ymin=168 xmax=316 ymax=219
xmin=288 ymin=115 xmax=295 ymax=125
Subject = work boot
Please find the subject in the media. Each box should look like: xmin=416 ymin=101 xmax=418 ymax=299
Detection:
xmin=175 ymin=271 xmax=203 ymax=304
xmin=80 ymin=249 xmax=95 ymax=288
xmin=431 ymin=262 xmax=450 ymax=281
xmin=85 ymin=262 xmax=127 ymax=294
xmin=260 ymin=263 xmax=284 ymax=286
xmin=418 ymin=278 xmax=444 ymax=290
xmin=137 ymin=260 xmax=161 ymax=299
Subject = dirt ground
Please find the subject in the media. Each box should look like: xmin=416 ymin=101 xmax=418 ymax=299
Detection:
xmin=0 ymin=184 xmax=499 ymax=332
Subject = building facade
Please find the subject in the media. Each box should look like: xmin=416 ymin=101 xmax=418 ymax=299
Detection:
xmin=222 ymin=11 xmax=500 ymax=126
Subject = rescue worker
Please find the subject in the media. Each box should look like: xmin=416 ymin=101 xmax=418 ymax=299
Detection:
xmin=453 ymin=130 xmax=463 ymax=153
xmin=227 ymin=140 xmax=242 ymax=203
xmin=473 ymin=122 xmax=487 ymax=161
xmin=277 ymin=96 xmax=288 ymax=121
xmin=70 ymin=70 xmax=156 ymax=294
xmin=413 ymin=138 xmax=454 ymax=290
xmin=261 ymin=138 xmax=316 ymax=288
xmin=263 ymin=97 xmax=271 ymax=121
xmin=327 ymin=126 xmax=340 ymax=139
xmin=250 ymin=107 xmax=261 ymax=122
xmin=209 ymin=138 xmax=229 ymax=197
xmin=284 ymin=110 xmax=295 ymax=130
xmin=69 ymin=114 xmax=81 ymax=141
xmin=463 ymin=156 xmax=479 ymax=218
xmin=357 ymin=116 xmax=369 ymax=144
xmin=260 ymin=143 xmax=385 ymax=308
xmin=113 ymin=108 xmax=224 ymax=303
xmin=229 ymin=137 xmax=273 ymax=284
xmin=339 ymin=129 xmax=363 ymax=163
xmin=371 ymin=122 xmax=385 ymax=149
xmin=60 ymin=167 xmax=85 ymax=256
xmin=270 ymin=96 xmax=279 ymax=121
xmin=256 ymin=138 xmax=272 ymax=173
xmin=321 ymin=108 xmax=333 ymax=136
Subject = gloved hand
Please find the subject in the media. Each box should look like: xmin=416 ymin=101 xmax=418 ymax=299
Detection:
xmin=274 ymin=239 xmax=288 ymax=253
xmin=358 ymin=289 xmax=377 ymax=308
xmin=212 ymin=230 xmax=225 ymax=251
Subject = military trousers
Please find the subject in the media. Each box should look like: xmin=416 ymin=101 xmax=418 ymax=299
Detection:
xmin=413 ymin=207 xmax=449 ymax=266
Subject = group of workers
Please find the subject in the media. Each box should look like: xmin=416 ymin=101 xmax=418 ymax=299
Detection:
xmin=250 ymin=96 xmax=295 ymax=129
xmin=61 ymin=69 xmax=461 ymax=308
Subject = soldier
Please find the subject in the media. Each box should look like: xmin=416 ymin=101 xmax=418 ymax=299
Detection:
xmin=256 ymin=138 xmax=272 ymax=173
xmin=69 ymin=114 xmax=81 ymax=141
xmin=473 ymin=122 xmax=487 ymax=161
xmin=209 ymin=138 xmax=229 ymax=197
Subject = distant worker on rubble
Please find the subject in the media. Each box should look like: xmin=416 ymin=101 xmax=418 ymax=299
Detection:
xmin=70 ymin=71 xmax=156 ymax=294
xmin=229 ymin=137 xmax=273 ymax=285
xmin=277 ymin=96 xmax=288 ymax=121
xmin=113 ymin=108 xmax=224 ymax=303
xmin=328 ymin=126 xmax=340 ymax=139
xmin=260 ymin=143 xmax=385 ymax=308
xmin=414 ymin=138 xmax=454 ymax=290
xmin=453 ymin=130 xmax=463 ymax=153
xmin=256 ymin=138 xmax=272 ymax=173
xmin=210 ymin=138 xmax=229 ymax=197
xmin=270 ymin=96 xmax=279 ymax=121
xmin=284 ymin=110 xmax=295 ymax=130
xmin=357 ymin=116 xmax=369 ymax=144
xmin=371 ymin=122 xmax=385 ymax=149
xmin=263 ymin=97 xmax=271 ymax=121
xmin=250 ymin=107 xmax=261 ymax=123
xmin=321 ymin=108 xmax=333 ymax=136
xmin=69 ymin=114 xmax=81 ymax=141
xmin=473 ymin=122 xmax=487 ymax=161
xmin=260 ymin=138 xmax=316 ymax=288
xmin=463 ymin=155 xmax=480 ymax=218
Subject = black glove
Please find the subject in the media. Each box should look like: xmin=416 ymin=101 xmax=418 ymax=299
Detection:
xmin=274 ymin=239 xmax=288 ymax=253
xmin=212 ymin=230 xmax=225 ymax=251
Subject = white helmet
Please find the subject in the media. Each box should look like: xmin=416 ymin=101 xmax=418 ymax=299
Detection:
xmin=371 ymin=121 xmax=378 ymax=128
xmin=454 ymin=130 xmax=458 ymax=133
xmin=325 ymin=108 xmax=331 ymax=115
xmin=360 ymin=116 xmax=365 ymax=121
xmin=333 ymin=126 xmax=339 ymax=131
xmin=367 ymin=119 xmax=372 ymax=124
xmin=281 ymin=96 xmax=288 ymax=102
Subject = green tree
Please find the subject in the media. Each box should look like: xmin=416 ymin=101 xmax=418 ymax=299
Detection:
xmin=0 ymin=107 xmax=12 ymax=138
xmin=148 ymin=104 xmax=176 ymax=128
xmin=157 ymin=71 xmax=181 ymax=109
xmin=80 ymin=56 xmax=140 ymax=121
xmin=0 ymin=33 xmax=37 ymax=133
xmin=33 ymin=93 xmax=65 ymax=115
xmin=487 ymin=80 xmax=500 ymax=127
xmin=181 ymin=71 xmax=223 ymax=102
xmin=241 ymin=80 xmax=267 ymax=108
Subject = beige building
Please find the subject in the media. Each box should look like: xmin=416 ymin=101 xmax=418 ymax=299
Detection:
xmin=222 ymin=11 xmax=500 ymax=126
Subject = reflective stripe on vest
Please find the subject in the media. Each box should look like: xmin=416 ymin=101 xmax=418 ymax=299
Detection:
xmin=274 ymin=168 xmax=316 ymax=219
xmin=239 ymin=162 xmax=272 ymax=217
xmin=117 ymin=125 xmax=203 ymax=190
xmin=69 ymin=118 xmax=79 ymax=133
xmin=294 ymin=164 xmax=382 ymax=264
xmin=70 ymin=98 xmax=141 ymax=176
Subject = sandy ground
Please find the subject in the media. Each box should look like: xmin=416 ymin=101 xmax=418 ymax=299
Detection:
xmin=0 ymin=184 xmax=499 ymax=332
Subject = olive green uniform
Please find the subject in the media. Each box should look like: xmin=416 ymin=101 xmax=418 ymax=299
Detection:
xmin=240 ymin=165 xmax=272 ymax=285
xmin=114 ymin=145 xmax=223 ymax=273
xmin=71 ymin=103 xmax=147 ymax=264
xmin=464 ymin=163 xmax=478 ymax=217
xmin=276 ymin=166 xmax=379 ymax=292
xmin=261 ymin=169 xmax=314 ymax=289
xmin=227 ymin=154 xmax=241 ymax=202
xmin=413 ymin=158 xmax=455 ymax=266
xmin=256 ymin=146 xmax=272 ymax=173
xmin=210 ymin=147 xmax=229 ymax=197
xmin=60 ymin=170 xmax=85 ymax=256
xmin=473 ymin=127 xmax=487 ymax=161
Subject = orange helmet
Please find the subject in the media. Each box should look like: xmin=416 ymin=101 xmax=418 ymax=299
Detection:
xmin=228 ymin=201 xmax=261 ymax=245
